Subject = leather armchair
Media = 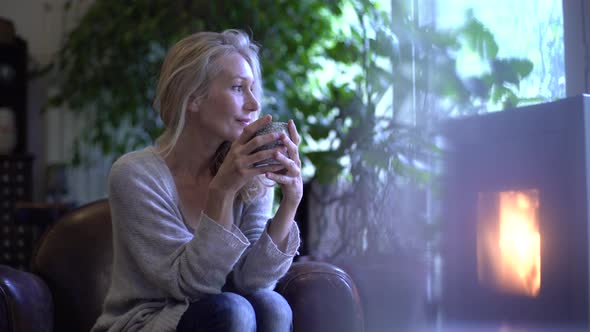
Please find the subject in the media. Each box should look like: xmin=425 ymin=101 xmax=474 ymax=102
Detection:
xmin=0 ymin=199 xmax=364 ymax=332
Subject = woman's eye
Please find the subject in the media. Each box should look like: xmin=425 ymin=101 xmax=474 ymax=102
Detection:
xmin=232 ymin=85 xmax=243 ymax=92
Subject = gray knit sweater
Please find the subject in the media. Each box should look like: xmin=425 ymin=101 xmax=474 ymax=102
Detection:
xmin=91 ymin=147 xmax=300 ymax=332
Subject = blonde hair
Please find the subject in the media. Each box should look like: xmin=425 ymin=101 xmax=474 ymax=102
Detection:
xmin=153 ymin=29 xmax=268 ymax=203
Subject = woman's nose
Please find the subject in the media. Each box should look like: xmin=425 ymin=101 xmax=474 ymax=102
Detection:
xmin=245 ymin=91 xmax=260 ymax=112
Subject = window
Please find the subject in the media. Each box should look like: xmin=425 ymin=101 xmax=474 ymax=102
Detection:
xmin=431 ymin=0 xmax=565 ymax=106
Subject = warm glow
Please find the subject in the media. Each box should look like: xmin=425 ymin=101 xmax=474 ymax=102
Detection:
xmin=477 ymin=190 xmax=541 ymax=297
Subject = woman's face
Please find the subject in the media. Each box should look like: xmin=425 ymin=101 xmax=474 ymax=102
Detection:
xmin=191 ymin=53 xmax=260 ymax=143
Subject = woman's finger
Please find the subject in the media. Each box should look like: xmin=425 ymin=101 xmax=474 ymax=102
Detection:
xmin=265 ymin=171 xmax=292 ymax=184
xmin=272 ymin=151 xmax=300 ymax=176
xmin=244 ymin=146 xmax=287 ymax=167
xmin=242 ymin=131 xmax=282 ymax=155
xmin=237 ymin=162 xmax=284 ymax=179
xmin=279 ymin=133 xmax=301 ymax=167
xmin=288 ymin=119 xmax=301 ymax=146
xmin=236 ymin=114 xmax=272 ymax=145
xmin=253 ymin=163 xmax=285 ymax=174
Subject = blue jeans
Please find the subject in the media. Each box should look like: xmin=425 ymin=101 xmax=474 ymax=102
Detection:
xmin=176 ymin=289 xmax=292 ymax=332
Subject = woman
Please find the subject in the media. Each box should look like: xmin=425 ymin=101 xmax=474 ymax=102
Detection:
xmin=91 ymin=29 xmax=302 ymax=332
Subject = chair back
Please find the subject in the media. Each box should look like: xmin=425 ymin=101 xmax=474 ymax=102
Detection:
xmin=32 ymin=199 xmax=112 ymax=332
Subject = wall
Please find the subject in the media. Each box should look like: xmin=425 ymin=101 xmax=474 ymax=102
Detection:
xmin=0 ymin=0 xmax=108 ymax=204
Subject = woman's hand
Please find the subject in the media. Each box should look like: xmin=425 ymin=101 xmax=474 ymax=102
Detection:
xmin=265 ymin=119 xmax=303 ymax=207
xmin=265 ymin=119 xmax=302 ymax=251
xmin=209 ymin=114 xmax=286 ymax=196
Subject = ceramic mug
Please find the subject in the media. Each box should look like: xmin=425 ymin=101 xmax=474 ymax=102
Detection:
xmin=251 ymin=122 xmax=291 ymax=167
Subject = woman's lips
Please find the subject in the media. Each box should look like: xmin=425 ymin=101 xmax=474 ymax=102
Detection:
xmin=237 ymin=118 xmax=251 ymax=126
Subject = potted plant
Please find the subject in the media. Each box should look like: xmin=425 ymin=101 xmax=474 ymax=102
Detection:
xmin=298 ymin=1 xmax=535 ymax=259
xmin=291 ymin=1 xmax=535 ymax=329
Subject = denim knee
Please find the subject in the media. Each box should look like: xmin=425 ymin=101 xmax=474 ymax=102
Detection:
xmin=246 ymin=289 xmax=293 ymax=332
xmin=177 ymin=292 xmax=255 ymax=332
xmin=214 ymin=293 xmax=255 ymax=331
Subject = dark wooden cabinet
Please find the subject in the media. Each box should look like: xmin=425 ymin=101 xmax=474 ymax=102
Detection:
xmin=0 ymin=32 xmax=28 ymax=154
xmin=0 ymin=19 xmax=35 ymax=270
xmin=0 ymin=155 xmax=33 ymax=270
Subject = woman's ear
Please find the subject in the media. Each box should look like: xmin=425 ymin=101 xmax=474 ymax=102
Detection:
xmin=187 ymin=95 xmax=200 ymax=113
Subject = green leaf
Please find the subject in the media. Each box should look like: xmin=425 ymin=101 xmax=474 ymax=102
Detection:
xmin=306 ymin=151 xmax=344 ymax=183
xmin=491 ymin=59 xmax=534 ymax=86
xmin=325 ymin=39 xmax=362 ymax=63
xmin=460 ymin=15 xmax=499 ymax=60
xmin=308 ymin=123 xmax=333 ymax=140
xmin=490 ymin=84 xmax=510 ymax=104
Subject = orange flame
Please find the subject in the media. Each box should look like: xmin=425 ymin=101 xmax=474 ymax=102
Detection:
xmin=477 ymin=190 xmax=541 ymax=297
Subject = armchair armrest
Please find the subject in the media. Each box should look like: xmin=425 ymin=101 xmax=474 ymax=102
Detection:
xmin=276 ymin=261 xmax=364 ymax=332
xmin=0 ymin=265 xmax=53 ymax=332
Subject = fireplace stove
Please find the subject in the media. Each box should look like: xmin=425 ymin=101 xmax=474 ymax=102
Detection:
xmin=441 ymin=94 xmax=590 ymax=328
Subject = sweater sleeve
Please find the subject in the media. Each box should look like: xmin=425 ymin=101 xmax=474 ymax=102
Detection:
xmin=231 ymin=187 xmax=301 ymax=293
xmin=108 ymin=158 xmax=250 ymax=302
